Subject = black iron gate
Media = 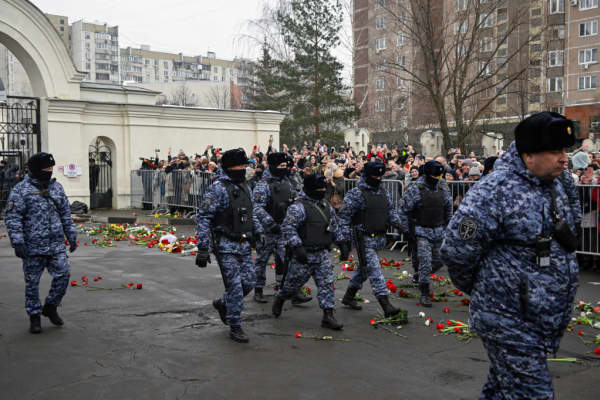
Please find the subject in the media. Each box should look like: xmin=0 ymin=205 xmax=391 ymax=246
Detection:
xmin=89 ymin=138 xmax=112 ymax=209
xmin=0 ymin=96 xmax=41 ymax=213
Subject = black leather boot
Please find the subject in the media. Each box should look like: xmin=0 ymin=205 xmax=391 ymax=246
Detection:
xmin=272 ymin=296 xmax=285 ymax=318
xmin=29 ymin=315 xmax=42 ymax=334
xmin=292 ymin=289 xmax=312 ymax=305
xmin=253 ymin=287 xmax=268 ymax=303
xmin=377 ymin=295 xmax=402 ymax=318
xmin=341 ymin=286 xmax=362 ymax=310
xmin=321 ymin=309 xmax=343 ymax=330
xmin=212 ymin=299 xmax=228 ymax=325
xmin=420 ymin=283 xmax=432 ymax=308
xmin=42 ymin=303 xmax=64 ymax=326
xmin=229 ymin=326 xmax=249 ymax=343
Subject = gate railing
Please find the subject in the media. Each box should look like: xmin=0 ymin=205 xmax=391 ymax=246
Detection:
xmin=129 ymin=170 xmax=600 ymax=256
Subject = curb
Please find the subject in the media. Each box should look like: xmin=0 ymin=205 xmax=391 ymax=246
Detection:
xmin=88 ymin=216 xmax=194 ymax=226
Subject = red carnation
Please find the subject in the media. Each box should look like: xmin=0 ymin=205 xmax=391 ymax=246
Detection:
xmin=577 ymin=330 xmax=584 ymax=337
xmin=453 ymin=326 xmax=461 ymax=333
xmin=81 ymin=276 xmax=88 ymax=282
xmin=70 ymin=280 xmax=78 ymax=286
xmin=442 ymin=307 xmax=450 ymax=313
xmin=161 ymin=239 xmax=169 ymax=245
xmin=594 ymin=307 xmax=600 ymax=313
xmin=436 ymin=323 xmax=444 ymax=331
xmin=594 ymin=348 xmax=600 ymax=355
xmin=447 ymin=320 xmax=454 ymax=326
xmin=295 ymin=332 xmax=302 ymax=338
xmin=136 ymin=283 xmax=143 ymax=290
xmin=369 ymin=319 xmax=376 ymax=325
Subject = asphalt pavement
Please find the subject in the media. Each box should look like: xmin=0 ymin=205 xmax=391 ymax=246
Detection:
xmin=0 ymin=224 xmax=599 ymax=400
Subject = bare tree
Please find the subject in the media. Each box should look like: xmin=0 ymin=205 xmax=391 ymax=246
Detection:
xmin=170 ymin=83 xmax=198 ymax=107
xmin=378 ymin=0 xmax=543 ymax=151
xmin=204 ymin=84 xmax=231 ymax=109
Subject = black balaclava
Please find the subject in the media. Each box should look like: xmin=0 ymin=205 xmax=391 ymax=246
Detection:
xmin=268 ymin=152 xmax=288 ymax=179
xmin=221 ymin=149 xmax=248 ymax=183
xmin=255 ymin=165 xmax=264 ymax=179
xmin=363 ymin=162 xmax=386 ymax=189
xmin=423 ymin=160 xmax=444 ymax=187
xmin=27 ymin=152 xmax=56 ymax=182
xmin=304 ymin=174 xmax=327 ymax=200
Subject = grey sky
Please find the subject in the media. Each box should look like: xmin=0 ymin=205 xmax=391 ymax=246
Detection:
xmin=31 ymin=0 xmax=266 ymax=60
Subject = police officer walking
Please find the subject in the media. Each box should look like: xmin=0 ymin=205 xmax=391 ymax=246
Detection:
xmin=252 ymin=152 xmax=311 ymax=304
xmin=272 ymin=174 xmax=344 ymax=330
xmin=195 ymin=149 xmax=264 ymax=343
xmin=398 ymin=160 xmax=452 ymax=307
xmin=338 ymin=162 xmax=404 ymax=318
xmin=441 ymin=112 xmax=580 ymax=399
xmin=5 ymin=153 xmax=77 ymax=334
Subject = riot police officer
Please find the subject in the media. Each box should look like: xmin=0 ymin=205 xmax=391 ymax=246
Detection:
xmin=252 ymin=152 xmax=310 ymax=304
xmin=442 ymin=112 xmax=580 ymax=399
xmin=5 ymin=153 xmax=77 ymax=334
xmin=272 ymin=174 xmax=344 ymax=330
xmin=337 ymin=162 xmax=404 ymax=318
xmin=398 ymin=160 xmax=452 ymax=307
xmin=195 ymin=149 xmax=264 ymax=343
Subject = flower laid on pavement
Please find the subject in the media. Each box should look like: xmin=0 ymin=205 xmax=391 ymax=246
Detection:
xmin=442 ymin=307 xmax=451 ymax=313
xmin=439 ymin=320 xmax=478 ymax=343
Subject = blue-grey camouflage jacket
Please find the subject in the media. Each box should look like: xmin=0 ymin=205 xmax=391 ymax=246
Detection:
xmin=441 ymin=143 xmax=579 ymax=353
xmin=252 ymin=168 xmax=297 ymax=232
xmin=398 ymin=176 xmax=452 ymax=240
xmin=195 ymin=173 xmax=263 ymax=255
xmin=337 ymin=177 xmax=401 ymax=250
xmin=5 ymin=175 xmax=77 ymax=256
xmin=281 ymin=191 xmax=343 ymax=250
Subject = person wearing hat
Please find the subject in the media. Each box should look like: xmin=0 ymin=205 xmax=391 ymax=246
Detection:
xmin=251 ymin=152 xmax=311 ymax=305
xmin=482 ymin=156 xmax=498 ymax=177
xmin=195 ymin=148 xmax=265 ymax=343
xmin=398 ymin=160 xmax=452 ymax=307
xmin=441 ymin=111 xmax=581 ymax=399
xmin=467 ymin=166 xmax=481 ymax=181
xmin=5 ymin=152 xmax=77 ymax=334
xmin=272 ymin=174 xmax=345 ymax=330
xmin=337 ymin=162 xmax=405 ymax=318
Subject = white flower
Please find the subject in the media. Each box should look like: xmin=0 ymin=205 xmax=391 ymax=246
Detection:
xmin=594 ymin=322 xmax=600 ymax=329
xmin=418 ymin=312 xmax=426 ymax=318
xmin=364 ymin=299 xmax=370 ymax=304
xmin=425 ymin=319 xmax=431 ymax=326
xmin=572 ymin=317 xmax=577 ymax=322
xmin=581 ymin=312 xmax=587 ymax=317
xmin=402 ymin=270 xmax=409 ymax=276
xmin=586 ymin=311 xmax=593 ymax=317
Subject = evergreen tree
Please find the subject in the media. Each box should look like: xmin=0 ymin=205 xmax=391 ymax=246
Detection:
xmin=276 ymin=0 xmax=359 ymax=145
xmin=247 ymin=39 xmax=287 ymax=112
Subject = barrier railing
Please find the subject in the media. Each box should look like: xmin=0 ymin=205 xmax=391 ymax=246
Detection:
xmin=130 ymin=170 xmax=600 ymax=256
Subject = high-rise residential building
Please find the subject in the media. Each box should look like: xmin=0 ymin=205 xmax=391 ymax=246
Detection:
xmin=354 ymin=0 xmax=600 ymax=144
xmin=71 ymin=20 xmax=120 ymax=84
xmin=44 ymin=13 xmax=71 ymax=54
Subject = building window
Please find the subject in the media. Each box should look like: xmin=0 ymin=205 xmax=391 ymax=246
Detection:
xmin=164 ymin=71 xmax=168 ymax=77
xmin=375 ymin=0 xmax=387 ymax=10
xmin=479 ymin=13 xmax=494 ymax=28
xmin=548 ymin=77 xmax=563 ymax=92
xmin=455 ymin=0 xmax=467 ymax=11
xmin=580 ymin=20 xmax=598 ymax=37
xmin=397 ymin=55 xmax=405 ymax=66
xmin=454 ymin=22 xmax=467 ymax=35
xmin=549 ymin=50 xmax=564 ymax=67
xmin=455 ymin=44 xmax=467 ymax=58
xmin=479 ymin=62 xmax=492 ymax=75
xmin=375 ymin=37 xmax=387 ymax=52
xmin=145 ymin=59 xmax=150 ymax=65
xmin=397 ymin=77 xmax=405 ymax=88
xmin=375 ymin=99 xmax=385 ymax=112
xmin=376 ymin=15 xmax=386 ymax=30
xmin=376 ymin=79 xmax=385 ymax=91
xmin=481 ymin=37 xmax=493 ymax=52
xmin=60 ymin=19 xmax=65 ymax=24
xmin=580 ymin=0 xmax=598 ymax=11
xmin=578 ymin=75 xmax=597 ymax=90
xmin=164 ymin=61 xmax=169 ymax=69
xmin=213 ymin=76 xmax=218 ymax=81
xmin=397 ymin=34 xmax=406 ymax=46
xmin=550 ymin=0 xmax=564 ymax=13
xmin=553 ymin=25 xmax=566 ymax=39
xmin=376 ymin=58 xmax=386 ymax=71
xmin=579 ymin=48 xmax=598 ymax=64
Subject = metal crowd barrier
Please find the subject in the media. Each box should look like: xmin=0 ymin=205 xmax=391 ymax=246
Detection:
xmin=130 ymin=170 xmax=600 ymax=256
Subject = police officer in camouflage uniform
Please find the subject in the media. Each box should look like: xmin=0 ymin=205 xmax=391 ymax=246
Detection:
xmin=441 ymin=112 xmax=580 ymax=399
xmin=5 ymin=153 xmax=77 ymax=334
xmin=252 ymin=152 xmax=311 ymax=304
xmin=337 ymin=162 xmax=404 ymax=318
xmin=398 ymin=160 xmax=452 ymax=307
xmin=272 ymin=174 xmax=344 ymax=330
xmin=195 ymin=149 xmax=264 ymax=343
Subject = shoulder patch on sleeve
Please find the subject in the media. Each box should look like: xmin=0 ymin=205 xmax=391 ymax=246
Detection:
xmin=458 ymin=219 xmax=478 ymax=240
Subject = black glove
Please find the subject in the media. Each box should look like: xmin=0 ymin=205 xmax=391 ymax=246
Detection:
xmin=293 ymin=246 xmax=308 ymax=264
xmin=69 ymin=241 xmax=78 ymax=253
xmin=195 ymin=249 xmax=211 ymax=268
xmin=14 ymin=244 xmax=26 ymax=259
xmin=338 ymin=241 xmax=351 ymax=261
xmin=268 ymin=223 xmax=281 ymax=235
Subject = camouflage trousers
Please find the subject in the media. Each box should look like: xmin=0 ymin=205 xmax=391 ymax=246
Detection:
xmin=481 ymin=339 xmax=554 ymax=400
xmin=219 ymin=252 xmax=256 ymax=328
xmin=416 ymin=236 xmax=443 ymax=284
xmin=254 ymin=233 xmax=285 ymax=289
xmin=23 ymin=252 xmax=70 ymax=316
xmin=278 ymin=250 xmax=334 ymax=309
xmin=348 ymin=247 xmax=388 ymax=297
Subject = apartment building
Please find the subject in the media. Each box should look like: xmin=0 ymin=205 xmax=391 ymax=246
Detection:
xmin=354 ymin=0 xmax=600 ymax=144
xmin=70 ymin=20 xmax=120 ymax=84
xmin=563 ymin=0 xmax=600 ymax=138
